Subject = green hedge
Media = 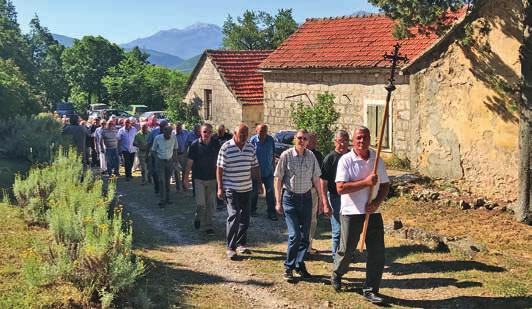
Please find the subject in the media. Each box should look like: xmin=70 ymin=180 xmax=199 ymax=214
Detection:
xmin=14 ymin=149 xmax=144 ymax=307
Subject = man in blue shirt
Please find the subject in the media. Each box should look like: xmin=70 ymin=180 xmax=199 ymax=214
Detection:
xmin=173 ymin=122 xmax=191 ymax=192
xmin=249 ymin=124 xmax=277 ymax=220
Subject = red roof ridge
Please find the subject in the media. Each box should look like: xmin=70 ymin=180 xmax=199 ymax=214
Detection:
xmin=305 ymin=13 xmax=385 ymax=22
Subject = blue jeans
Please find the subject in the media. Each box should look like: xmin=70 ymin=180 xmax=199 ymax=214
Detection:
xmin=105 ymin=148 xmax=119 ymax=175
xmin=282 ymin=190 xmax=312 ymax=270
xmin=251 ymin=175 xmax=275 ymax=216
xmin=329 ymin=192 xmax=341 ymax=259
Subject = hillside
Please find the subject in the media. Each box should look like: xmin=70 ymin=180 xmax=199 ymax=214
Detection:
xmin=175 ymin=54 xmax=201 ymax=72
xmin=121 ymin=23 xmax=222 ymax=59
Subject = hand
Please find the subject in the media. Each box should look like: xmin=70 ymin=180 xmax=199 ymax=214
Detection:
xmin=322 ymin=201 xmax=332 ymax=217
xmin=364 ymin=174 xmax=378 ymax=187
xmin=183 ymin=181 xmax=189 ymax=190
xmin=275 ymin=203 xmax=284 ymax=215
xmin=366 ymin=200 xmax=380 ymax=214
xmin=258 ymin=184 xmax=264 ymax=195
xmin=217 ymin=188 xmax=224 ymax=200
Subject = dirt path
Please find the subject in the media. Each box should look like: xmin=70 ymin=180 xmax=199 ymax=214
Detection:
xmin=116 ymin=176 xmax=531 ymax=308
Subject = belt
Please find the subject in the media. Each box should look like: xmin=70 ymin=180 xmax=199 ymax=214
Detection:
xmin=177 ymin=152 xmax=184 ymax=155
xmin=284 ymin=189 xmax=311 ymax=197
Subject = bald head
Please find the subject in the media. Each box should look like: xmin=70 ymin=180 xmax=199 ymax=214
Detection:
xmin=256 ymin=123 xmax=268 ymax=140
xmin=233 ymin=123 xmax=249 ymax=147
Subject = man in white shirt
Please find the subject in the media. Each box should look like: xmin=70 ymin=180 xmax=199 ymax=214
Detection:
xmin=331 ymin=126 xmax=390 ymax=305
xmin=152 ymin=126 xmax=178 ymax=207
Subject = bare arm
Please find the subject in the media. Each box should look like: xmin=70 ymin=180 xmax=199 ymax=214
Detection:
xmin=183 ymin=159 xmax=193 ymax=190
xmin=251 ymin=166 xmax=261 ymax=182
xmin=216 ymin=166 xmax=224 ymax=199
xmin=320 ymin=179 xmax=331 ymax=215
xmin=336 ymin=174 xmax=378 ymax=195
xmin=367 ymin=182 xmax=391 ymax=213
xmin=274 ymin=176 xmax=283 ymax=214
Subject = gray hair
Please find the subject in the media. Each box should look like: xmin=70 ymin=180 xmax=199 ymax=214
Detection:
xmin=335 ymin=129 xmax=349 ymax=139
xmin=352 ymin=125 xmax=370 ymax=135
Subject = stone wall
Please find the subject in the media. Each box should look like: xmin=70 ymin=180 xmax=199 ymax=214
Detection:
xmin=408 ymin=0 xmax=522 ymax=200
xmin=184 ymin=57 xmax=243 ymax=129
xmin=263 ymin=71 xmax=410 ymax=156
xmin=242 ymin=104 xmax=264 ymax=129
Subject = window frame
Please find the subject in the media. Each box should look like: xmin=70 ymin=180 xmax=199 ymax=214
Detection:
xmin=203 ymin=89 xmax=212 ymax=120
xmin=363 ymin=98 xmax=393 ymax=152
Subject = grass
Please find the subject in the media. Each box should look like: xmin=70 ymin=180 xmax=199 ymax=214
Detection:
xmin=0 ymin=202 xmax=82 ymax=308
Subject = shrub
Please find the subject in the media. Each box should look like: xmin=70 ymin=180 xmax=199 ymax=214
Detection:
xmin=290 ymin=92 xmax=340 ymax=154
xmin=17 ymin=150 xmax=144 ymax=307
xmin=0 ymin=113 xmax=64 ymax=163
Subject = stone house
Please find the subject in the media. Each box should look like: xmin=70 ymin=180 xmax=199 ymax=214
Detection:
xmin=184 ymin=50 xmax=271 ymax=130
xmin=258 ymin=3 xmax=521 ymax=201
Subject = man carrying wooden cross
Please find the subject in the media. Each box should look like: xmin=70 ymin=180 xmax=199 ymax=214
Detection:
xmin=331 ymin=125 xmax=390 ymax=304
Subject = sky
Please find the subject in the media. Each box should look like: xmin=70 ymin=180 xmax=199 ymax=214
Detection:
xmin=12 ymin=0 xmax=378 ymax=44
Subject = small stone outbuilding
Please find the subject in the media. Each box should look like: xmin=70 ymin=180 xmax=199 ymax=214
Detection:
xmin=184 ymin=50 xmax=271 ymax=130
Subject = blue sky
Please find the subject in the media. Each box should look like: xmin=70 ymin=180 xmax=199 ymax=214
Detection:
xmin=12 ymin=0 xmax=378 ymax=43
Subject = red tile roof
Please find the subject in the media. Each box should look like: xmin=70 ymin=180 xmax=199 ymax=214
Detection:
xmin=259 ymin=13 xmax=461 ymax=70
xmin=207 ymin=50 xmax=272 ymax=105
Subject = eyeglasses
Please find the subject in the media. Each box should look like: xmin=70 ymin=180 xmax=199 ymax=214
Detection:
xmin=296 ymin=136 xmax=308 ymax=141
xmin=202 ymin=131 xmax=212 ymax=134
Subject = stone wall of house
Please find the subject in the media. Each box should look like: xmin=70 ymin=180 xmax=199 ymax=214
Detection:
xmin=184 ymin=58 xmax=242 ymax=129
xmin=242 ymin=104 xmax=264 ymax=129
xmin=263 ymin=71 xmax=410 ymax=156
xmin=408 ymin=0 xmax=522 ymax=200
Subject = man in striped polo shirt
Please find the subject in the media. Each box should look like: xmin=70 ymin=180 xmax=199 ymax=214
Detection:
xmin=217 ymin=123 xmax=261 ymax=260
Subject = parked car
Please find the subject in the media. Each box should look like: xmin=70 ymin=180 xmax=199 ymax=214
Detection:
xmin=90 ymin=109 xmax=132 ymax=120
xmin=139 ymin=111 xmax=167 ymax=121
xmin=273 ymin=130 xmax=296 ymax=158
xmin=127 ymin=104 xmax=148 ymax=116
xmin=54 ymin=102 xmax=76 ymax=117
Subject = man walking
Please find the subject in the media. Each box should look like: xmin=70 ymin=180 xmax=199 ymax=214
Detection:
xmin=331 ymin=126 xmax=390 ymax=305
xmin=184 ymin=124 xmax=219 ymax=235
xmin=320 ymin=130 xmax=350 ymax=260
xmin=147 ymin=120 xmax=169 ymax=193
xmin=307 ymin=133 xmax=324 ymax=255
xmin=217 ymin=124 xmax=260 ymax=260
xmin=174 ymin=122 xmax=190 ymax=191
xmin=274 ymin=129 xmax=322 ymax=282
xmin=100 ymin=119 xmax=120 ymax=176
xmin=134 ymin=123 xmax=150 ymax=185
xmin=249 ymin=124 xmax=276 ymax=220
xmin=151 ymin=126 xmax=178 ymax=207
xmin=118 ymin=118 xmax=137 ymax=181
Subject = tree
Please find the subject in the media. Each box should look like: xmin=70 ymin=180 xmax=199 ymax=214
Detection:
xmin=62 ymin=36 xmax=124 ymax=110
xmin=290 ymin=92 xmax=340 ymax=154
xmin=0 ymin=59 xmax=40 ymax=117
xmin=222 ymin=9 xmax=297 ymax=50
xmin=27 ymin=15 xmax=68 ymax=109
xmin=369 ymin=0 xmax=530 ymax=222
xmin=102 ymin=55 xmax=147 ymax=108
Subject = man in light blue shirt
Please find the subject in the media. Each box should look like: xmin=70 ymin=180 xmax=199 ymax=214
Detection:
xmin=174 ymin=122 xmax=191 ymax=191
xmin=118 ymin=118 xmax=137 ymax=181
xmin=249 ymin=124 xmax=277 ymax=220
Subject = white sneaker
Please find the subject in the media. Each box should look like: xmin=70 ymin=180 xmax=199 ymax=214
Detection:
xmin=236 ymin=245 xmax=251 ymax=254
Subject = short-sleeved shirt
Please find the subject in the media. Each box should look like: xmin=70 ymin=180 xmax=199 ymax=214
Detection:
xmin=274 ymin=148 xmax=321 ymax=194
xmin=117 ymin=126 xmax=137 ymax=153
xmin=335 ymin=150 xmax=389 ymax=215
xmin=147 ymin=127 xmax=161 ymax=145
xmin=174 ymin=130 xmax=190 ymax=153
xmin=188 ymin=138 xmax=220 ymax=180
xmin=151 ymin=134 xmax=178 ymax=160
xmin=320 ymin=150 xmax=345 ymax=195
xmin=101 ymin=127 xmax=118 ymax=149
xmin=216 ymin=139 xmax=259 ymax=192
xmin=134 ymin=131 xmax=150 ymax=156
xmin=249 ymin=134 xmax=275 ymax=177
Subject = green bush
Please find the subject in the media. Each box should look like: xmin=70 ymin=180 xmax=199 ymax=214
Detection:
xmin=290 ymin=92 xmax=340 ymax=154
xmin=16 ymin=150 xmax=144 ymax=307
xmin=0 ymin=113 xmax=64 ymax=163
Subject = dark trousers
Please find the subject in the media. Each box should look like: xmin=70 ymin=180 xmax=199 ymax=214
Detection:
xmin=149 ymin=154 xmax=160 ymax=192
xmin=282 ymin=190 xmax=312 ymax=270
xmin=225 ymin=190 xmax=251 ymax=250
xmin=251 ymin=175 xmax=276 ymax=216
xmin=333 ymin=213 xmax=385 ymax=293
xmin=122 ymin=151 xmax=135 ymax=178
xmin=105 ymin=148 xmax=119 ymax=176
xmin=155 ymin=157 xmax=173 ymax=203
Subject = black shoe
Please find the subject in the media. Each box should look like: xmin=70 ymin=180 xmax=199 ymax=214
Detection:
xmin=295 ymin=265 xmax=312 ymax=279
xmin=194 ymin=219 xmax=201 ymax=230
xmin=363 ymin=291 xmax=383 ymax=304
xmin=158 ymin=202 xmax=165 ymax=208
xmin=283 ymin=269 xmax=295 ymax=282
xmin=250 ymin=211 xmax=258 ymax=217
xmin=205 ymin=229 xmax=215 ymax=235
xmin=268 ymin=214 xmax=278 ymax=221
xmin=331 ymin=272 xmax=342 ymax=292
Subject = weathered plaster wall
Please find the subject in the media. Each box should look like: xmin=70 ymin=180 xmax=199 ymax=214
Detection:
xmin=184 ymin=58 xmax=243 ymax=129
xmin=263 ymin=71 xmax=410 ymax=156
xmin=409 ymin=0 xmax=522 ymax=199
xmin=242 ymin=104 xmax=264 ymax=128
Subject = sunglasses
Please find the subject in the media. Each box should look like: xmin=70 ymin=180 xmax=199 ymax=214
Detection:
xmin=296 ymin=136 xmax=308 ymax=141
xmin=202 ymin=131 xmax=212 ymax=134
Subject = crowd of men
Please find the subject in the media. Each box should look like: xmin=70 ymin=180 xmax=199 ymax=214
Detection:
xmin=61 ymin=113 xmax=390 ymax=304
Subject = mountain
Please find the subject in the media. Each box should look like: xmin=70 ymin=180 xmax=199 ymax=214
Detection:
xmin=125 ymin=47 xmax=184 ymax=68
xmin=174 ymin=54 xmax=202 ymax=73
xmin=121 ymin=23 xmax=223 ymax=59
xmin=52 ymin=33 xmax=76 ymax=47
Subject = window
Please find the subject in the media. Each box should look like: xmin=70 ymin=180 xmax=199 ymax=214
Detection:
xmin=364 ymin=99 xmax=391 ymax=150
xmin=204 ymin=89 xmax=212 ymax=120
